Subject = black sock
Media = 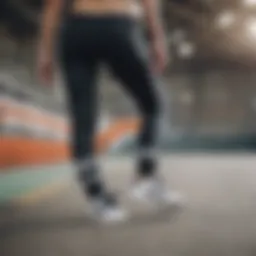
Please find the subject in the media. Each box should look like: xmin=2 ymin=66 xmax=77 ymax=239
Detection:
xmin=78 ymin=163 xmax=105 ymax=198
xmin=137 ymin=157 xmax=157 ymax=178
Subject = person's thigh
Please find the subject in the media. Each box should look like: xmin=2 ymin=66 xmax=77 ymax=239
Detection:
xmin=59 ymin=19 xmax=100 ymax=160
xmin=104 ymin=19 xmax=162 ymax=115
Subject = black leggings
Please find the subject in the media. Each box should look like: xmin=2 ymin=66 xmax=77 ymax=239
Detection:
xmin=59 ymin=15 xmax=164 ymax=194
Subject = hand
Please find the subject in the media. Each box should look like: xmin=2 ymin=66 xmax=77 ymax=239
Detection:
xmin=150 ymin=36 xmax=169 ymax=75
xmin=37 ymin=50 xmax=54 ymax=86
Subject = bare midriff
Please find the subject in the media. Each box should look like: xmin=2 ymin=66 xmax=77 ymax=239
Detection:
xmin=71 ymin=0 xmax=143 ymax=19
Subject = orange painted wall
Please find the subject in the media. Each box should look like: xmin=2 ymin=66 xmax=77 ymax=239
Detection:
xmin=0 ymin=94 xmax=140 ymax=169
xmin=0 ymin=137 xmax=70 ymax=169
xmin=0 ymin=118 xmax=140 ymax=169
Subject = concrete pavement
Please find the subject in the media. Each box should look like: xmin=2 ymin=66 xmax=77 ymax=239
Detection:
xmin=1 ymin=154 xmax=256 ymax=256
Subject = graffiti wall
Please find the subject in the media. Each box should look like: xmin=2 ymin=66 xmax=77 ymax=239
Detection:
xmin=0 ymin=80 xmax=70 ymax=168
xmin=0 ymin=79 xmax=139 ymax=169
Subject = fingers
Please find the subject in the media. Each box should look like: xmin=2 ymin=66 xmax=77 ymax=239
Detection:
xmin=152 ymin=53 xmax=167 ymax=75
xmin=37 ymin=61 xmax=54 ymax=87
xmin=150 ymin=39 xmax=169 ymax=75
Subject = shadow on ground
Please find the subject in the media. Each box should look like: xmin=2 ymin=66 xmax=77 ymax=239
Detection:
xmin=0 ymin=204 xmax=184 ymax=237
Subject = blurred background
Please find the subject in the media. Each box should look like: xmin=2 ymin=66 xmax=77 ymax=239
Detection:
xmin=1 ymin=1 xmax=256 ymax=256
xmin=1 ymin=0 xmax=256 ymax=170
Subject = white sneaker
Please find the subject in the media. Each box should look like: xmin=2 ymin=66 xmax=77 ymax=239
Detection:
xmin=130 ymin=177 xmax=184 ymax=208
xmin=89 ymin=195 xmax=129 ymax=224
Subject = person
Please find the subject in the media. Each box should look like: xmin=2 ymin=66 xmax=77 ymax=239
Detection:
xmin=38 ymin=0 xmax=180 ymax=224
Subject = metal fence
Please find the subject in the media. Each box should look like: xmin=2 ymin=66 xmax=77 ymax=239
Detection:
xmin=101 ymin=70 xmax=256 ymax=138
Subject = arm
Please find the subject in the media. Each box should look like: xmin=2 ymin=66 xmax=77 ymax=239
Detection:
xmin=141 ymin=0 xmax=168 ymax=73
xmin=141 ymin=0 xmax=165 ymax=40
xmin=38 ymin=0 xmax=64 ymax=58
xmin=37 ymin=0 xmax=64 ymax=84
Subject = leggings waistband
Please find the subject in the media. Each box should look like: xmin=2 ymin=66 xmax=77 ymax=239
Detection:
xmin=65 ymin=13 xmax=138 ymax=24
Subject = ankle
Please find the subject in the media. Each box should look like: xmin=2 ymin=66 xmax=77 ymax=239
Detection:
xmin=86 ymin=182 xmax=105 ymax=198
xmin=137 ymin=158 xmax=157 ymax=177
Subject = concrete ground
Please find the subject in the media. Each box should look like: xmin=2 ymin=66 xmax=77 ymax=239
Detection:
xmin=1 ymin=154 xmax=256 ymax=256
